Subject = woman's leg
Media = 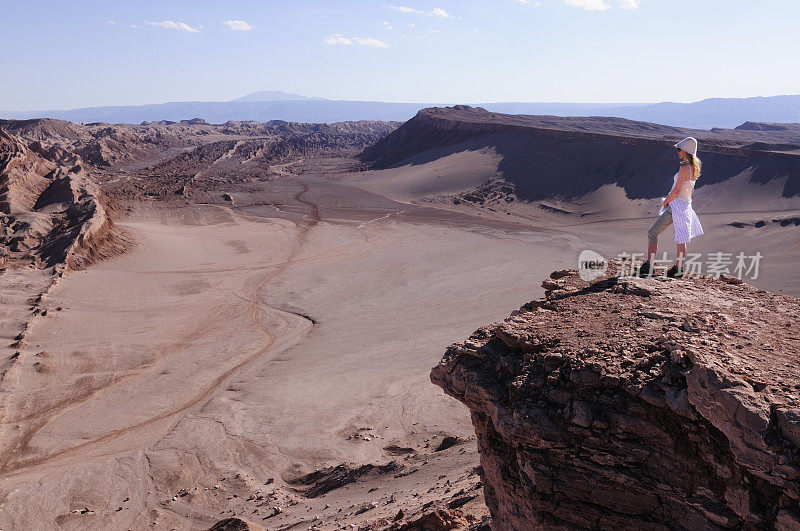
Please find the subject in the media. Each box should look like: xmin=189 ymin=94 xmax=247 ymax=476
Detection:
xmin=676 ymin=243 xmax=686 ymax=269
xmin=646 ymin=207 xmax=673 ymax=263
xmin=647 ymin=242 xmax=658 ymax=264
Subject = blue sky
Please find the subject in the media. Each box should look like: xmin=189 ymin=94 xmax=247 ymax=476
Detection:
xmin=2 ymin=0 xmax=798 ymax=110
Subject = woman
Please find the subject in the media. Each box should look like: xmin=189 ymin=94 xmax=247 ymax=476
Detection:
xmin=638 ymin=137 xmax=704 ymax=278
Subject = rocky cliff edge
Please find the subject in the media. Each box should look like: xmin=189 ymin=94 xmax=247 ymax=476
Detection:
xmin=431 ymin=261 xmax=800 ymax=530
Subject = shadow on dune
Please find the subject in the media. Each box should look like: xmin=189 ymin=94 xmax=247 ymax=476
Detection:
xmin=361 ymin=108 xmax=800 ymax=202
xmin=377 ymin=133 xmax=800 ymax=202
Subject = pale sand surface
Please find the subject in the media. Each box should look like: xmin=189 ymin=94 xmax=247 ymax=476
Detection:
xmin=0 ymin=176 xmax=575 ymax=528
xmin=0 ymin=269 xmax=55 ymax=377
xmin=1 ymin=151 xmax=797 ymax=528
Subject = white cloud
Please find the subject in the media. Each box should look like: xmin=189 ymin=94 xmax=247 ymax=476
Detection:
xmin=388 ymin=5 xmax=455 ymax=18
xmin=223 ymin=20 xmax=253 ymax=31
xmin=389 ymin=5 xmax=423 ymax=14
xmin=353 ymin=37 xmax=389 ymax=48
xmin=564 ymin=0 xmax=643 ymax=9
xmin=106 ymin=20 xmax=116 ymax=24
xmin=130 ymin=24 xmax=141 ymax=29
xmin=564 ymin=0 xmax=609 ymax=10
xmin=513 ymin=0 xmax=531 ymax=3
xmin=325 ymin=33 xmax=388 ymax=48
xmin=325 ymin=33 xmax=353 ymax=45
xmin=380 ymin=20 xmax=393 ymax=29
xmin=146 ymin=20 xmax=202 ymax=33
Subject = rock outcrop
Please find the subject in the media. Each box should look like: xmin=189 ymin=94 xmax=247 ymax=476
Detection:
xmin=431 ymin=261 xmax=800 ymax=529
xmin=0 ymin=130 xmax=126 ymax=270
xmin=0 ymin=129 xmax=57 ymax=214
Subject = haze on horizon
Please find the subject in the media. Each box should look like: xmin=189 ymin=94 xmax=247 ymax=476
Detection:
xmin=2 ymin=0 xmax=798 ymax=112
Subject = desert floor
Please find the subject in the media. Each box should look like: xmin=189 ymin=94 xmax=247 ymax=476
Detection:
xmin=1 ymin=157 xmax=797 ymax=529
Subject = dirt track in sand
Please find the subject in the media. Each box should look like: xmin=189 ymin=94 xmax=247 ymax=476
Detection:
xmin=0 ymin=182 xmax=322 ymax=476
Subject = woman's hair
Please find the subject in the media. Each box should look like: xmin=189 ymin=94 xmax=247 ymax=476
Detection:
xmin=685 ymin=153 xmax=702 ymax=180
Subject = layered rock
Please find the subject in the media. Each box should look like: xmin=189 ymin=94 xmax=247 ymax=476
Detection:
xmin=431 ymin=262 xmax=800 ymax=529
xmin=0 ymin=130 xmax=126 ymax=270
xmin=0 ymin=129 xmax=57 ymax=214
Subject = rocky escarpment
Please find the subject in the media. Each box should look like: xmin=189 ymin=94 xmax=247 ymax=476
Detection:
xmin=0 ymin=117 xmax=399 ymax=170
xmin=431 ymin=262 xmax=800 ymax=530
xmin=361 ymin=106 xmax=800 ymax=200
xmin=0 ymin=129 xmax=126 ymax=270
xmin=0 ymin=118 xmax=181 ymax=168
xmin=0 ymin=117 xmax=399 ymax=200
xmin=113 ymin=120 xmax=398 ymax=199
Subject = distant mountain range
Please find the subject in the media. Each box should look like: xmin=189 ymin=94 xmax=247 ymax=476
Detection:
xmin=232 ymin=90 xmax=328 ymax=102
xmin=2 ymin=91 xmax=799 ymax=130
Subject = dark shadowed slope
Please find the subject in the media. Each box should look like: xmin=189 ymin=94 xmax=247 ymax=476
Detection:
xmin=360 ymin=106 xmax=800 ymax=201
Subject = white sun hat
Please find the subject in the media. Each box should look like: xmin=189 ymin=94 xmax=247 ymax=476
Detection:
xmin=674 ymin=137 xmax=698 ymax=156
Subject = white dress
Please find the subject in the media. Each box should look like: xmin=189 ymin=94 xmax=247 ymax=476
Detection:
xmin=663 ymin=170 xmax=704 ymax=244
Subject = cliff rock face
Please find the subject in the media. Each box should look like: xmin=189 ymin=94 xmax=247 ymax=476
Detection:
xmin=431 ymin=262 xmax=800 ymax=530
